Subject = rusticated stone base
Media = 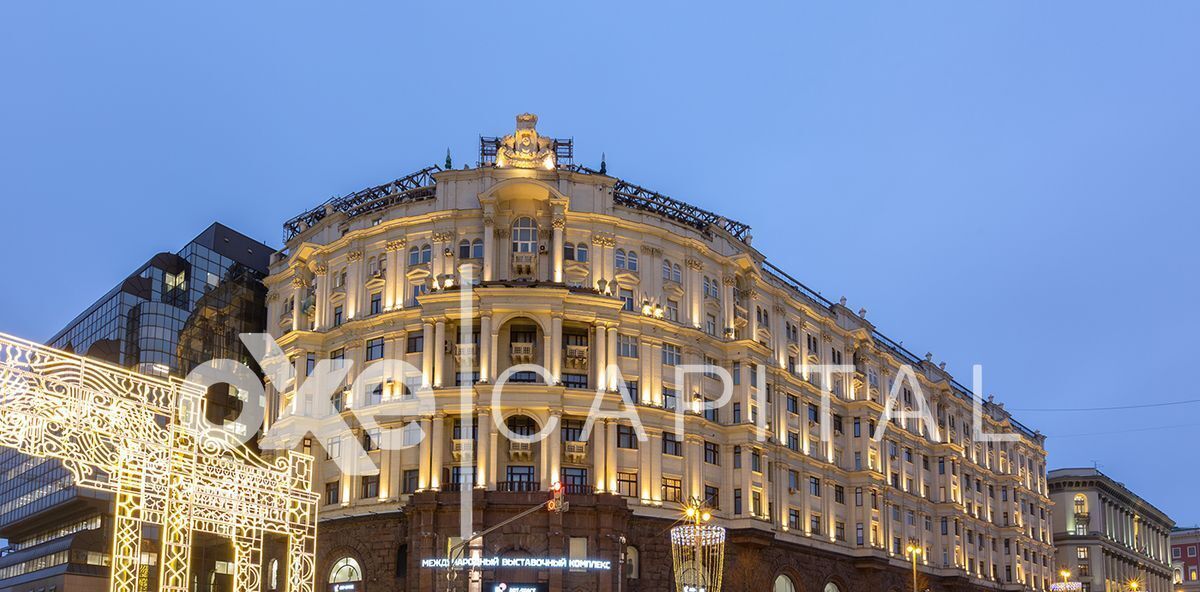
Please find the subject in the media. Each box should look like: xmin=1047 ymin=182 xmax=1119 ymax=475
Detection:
xmin=306 ymin=492 xmax=1009 ymax=592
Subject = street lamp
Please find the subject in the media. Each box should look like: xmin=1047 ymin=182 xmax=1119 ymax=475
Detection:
xmin=905 ymin=541 xmax=922 ymax=592
xmin=1059 ymin=569 xmax=1071 ymax=587
xmin=1127 ymin=580 xmax=1140 ymax=592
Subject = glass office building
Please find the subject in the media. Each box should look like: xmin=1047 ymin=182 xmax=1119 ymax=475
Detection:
xmin=0 ymin=222 xmax=272 ymax=592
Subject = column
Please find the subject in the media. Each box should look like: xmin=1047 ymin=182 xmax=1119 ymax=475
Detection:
xmin=488 ymin=418 xmax=500 ymax=490
xmin=594 ymin=324 xmax=607 ymax=392
xmin=687 ymin=259 xmax=703 ymax=328
xmin=547 ymin=411 xmax=562 ymax=488
xmin=480 ymin=316 xmax=493 ymax=382
xmin=649 ymin=431 xmax=664 ymax=503
xmin=478 ymin=410 xmax=491 ymax=488
xmin=605 ymin=420 xmax=618 ymax=492
xmin=383 ymin=241 xmax=401 ymax=309
xmin=421 ymin=322 xmax=434 ymax=387
xmin=550 ymin=315 xmax=563 ymax=383
xmin=552 ymin=216 xmax=565 ymax=283
xmin=347 ymin=250 xmax=363 ymax=320
xmin=482 ymin=214 xmax=495 ymax=281
xmin=417 ymin=416 xmax=432 ymax=490
xmin=433 ymin=320 xmax=446 ymax=388
xmin=721 ymin=276 xmax=735 ymax=337
xmin=592 ymin=419 xmax=607 ymax=492
xmin=606 ymin=326 xmax=618 ymax=391
xmin=291 ymin=277 xmax=304 ymax=332
xmin=430 ymin=414 xmax=445 ymax=490
xmin=314 ymin=264 xmax=329 ymax=329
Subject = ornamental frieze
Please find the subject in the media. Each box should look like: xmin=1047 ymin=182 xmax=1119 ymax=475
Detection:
xmin=347 ymin=251 xmax=364 ymax=263
xmin=385 ymin=239 xmax=407 ymax=251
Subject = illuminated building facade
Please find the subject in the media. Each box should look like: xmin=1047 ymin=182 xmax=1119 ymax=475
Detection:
xmin=266 ymin=115 xmax=1054 ymax=592
xmin=1170 ymin=527 xmax=1200 ymax=589
xmin=0 ymin=222 xmax=272 ymax=592
xmin=1048 ymin=468 xmax=1174 ymax=592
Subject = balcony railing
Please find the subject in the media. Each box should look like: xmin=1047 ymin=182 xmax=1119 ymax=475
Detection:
xmin=512 ymin=253 xmax=536 ymax=278
xmin=454 ymin=343 xmax=477 ymax=365
xmin=497 ymin=481 xmax=539 ymax=493
xmin=509 ymin=440 xmax=533 ymax=461
xmin=564 ymin=345 xmax=589 ymax=369
xmin=511 ymin=342 xmax=535 ymax=363
xmin=563 ymin=440 xmax=588 ymax=463
xmin=451 ymin=439 xmax=474 ymax=461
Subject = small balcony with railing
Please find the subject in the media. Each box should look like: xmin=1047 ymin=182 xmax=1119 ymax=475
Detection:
xmin=563 ymin=440 xmax=588 ymax=463
xmin=510 ymin=342 xmax=535 ymax=364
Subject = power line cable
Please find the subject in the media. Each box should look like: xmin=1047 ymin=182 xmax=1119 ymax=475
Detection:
xmin=1009 ymin=399 xmax=1200 ymax=412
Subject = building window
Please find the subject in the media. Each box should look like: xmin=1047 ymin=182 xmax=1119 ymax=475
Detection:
xmin=562 ymin=373 xmax=588 ymax=389
xmin=360 ymin=475 xmax=379 ymax=499
xmin=325 ymin=481 xmax=340 ymax=505
xmin=662 ymin=478 xmax=682 ymax=502
xmin=620 ymin=288 xmax=635 ymax=311
xmin=704 ymin=441 xmax=720 ymax=464
xmin=366 ymin=337 xmax=384 ymax=361
xmin=662 ymin=343 xmax=681 ymax=366
xmin=333 ymin=306 xmax=344 ymax=327
xmin=617 ymin=471 xmax=638 ymax=497
xmin=665 ymin=299 xmax=679 ymax=322
xmin=617 ymin=425 xmax=639 ymax=449
xmin=362 ymin=428 xmax=380 ymax=451
xmin=407 ymin=334 xmax=424 ymax=353
xmin=618 ymin=334 xmax=639 ymax=358
xmin=370 ymin=292 xmax=382 ymax=315
xmin=662 ymin=432 xmax=682 ymax=456
xmin=328 ymin=557 xmax=361 ymax=584
xmin=512 ymin=217 xmax=538 ymax=253
xmin=402 ymin=470 xmax=418 ymax=494
xmin=625 ymin=546 xmax=639 ymax=580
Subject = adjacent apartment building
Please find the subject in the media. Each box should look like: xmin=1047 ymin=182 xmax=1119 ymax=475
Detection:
xmin=1048 ymin=467 xmax=1174 ymax=592
xmin=263 ymin=114 xmax=1054 ymax=592
xmin=1171 ymin=527 xmax=1200 ymax=589
xmin=0 ymin=222 xmax=272 ymax=592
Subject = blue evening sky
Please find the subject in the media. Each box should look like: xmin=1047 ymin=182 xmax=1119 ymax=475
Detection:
xmin=2 ymin=3 xmax=1197 ymax=523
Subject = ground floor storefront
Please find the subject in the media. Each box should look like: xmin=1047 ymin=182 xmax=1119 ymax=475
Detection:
xmin=307 ymin=491 xmax=1014 ymax=592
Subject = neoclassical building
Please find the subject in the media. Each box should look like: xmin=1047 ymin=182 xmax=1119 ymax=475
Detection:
xmin=1048 ymin=467 xmax=1174 ymax=592
xmin=262 ymin=115 xmax=1053 ymax=592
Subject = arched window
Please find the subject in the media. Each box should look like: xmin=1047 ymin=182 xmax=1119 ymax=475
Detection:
xmin=1073 ymin=494 xmax=1087 ymax=514
xmin=576 ymin=243 xmax=589 ymax=262
xmin=378 ymin=255 xmax=387 ymax=274
xmin=615 ymin=248 xmax=627 ymax=269
xmin=626 ymin=250 xmax=639 ymax=271
xmin=337 ymin=268 xmax=347 ymax=288
xmin=471 ymin=239 xmax=484 ymax=259
xmin=774 ymin=575 xmax=795 ymax=592
xmin=420 ymin=244 xmax=432 ymax=263
xmin=662 ymin=259 xmax=672 ymax=280
xmin=458 ymin=239 xmax=472 ymax=259
xmin=625 ymin=546 xmax=639 ymax=579
xmin=563 ymin=242 xmax=575 ymax=261
xmin=512 ymin=217 xmax=538 ymax=253
xmin=408 ymin=246 xmax=420 ymax=266
xmin=267 ymin=559 xmax=279 ymax=590
xmin=329 ymin=557 xmax=362 ymax=584
xmin=824 ymin=583 xmax=841 ymax=592
xmin=672 ymin=263 xmax=682 ymax=283
xmin=367 ymin=256 xmax=377 ymax=275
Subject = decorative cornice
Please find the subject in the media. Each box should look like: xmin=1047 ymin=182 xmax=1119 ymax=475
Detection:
xmin=431 ymin=231 xmax=455 ymax=243
xmin=639 ymin=245 xmax=662 ymax=257
xmin=385 ymin=239 xmax=407 ymax=251
xmin=347 ymin=251 xmax=364 ymax=263
xmin=685 ymin=258 xmax=703 ymax=271
xmin=722 ymin=276 xmax=736 ymax=286
xmin=313 ymin=264 xmax=328 ymax=275
xmin=291 ymin=277 xmax=307 ymax=289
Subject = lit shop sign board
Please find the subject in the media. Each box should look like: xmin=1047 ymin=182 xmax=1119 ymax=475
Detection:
xmin=487 ymin=584 xmax=548 ymax=592
xmin=1050 ymin=584 xmax=1083 ymax=592
xmin=331 ymin=584 xmax=359 ymax=592
xmin=420 ymin=557 xmax=612 ymax=571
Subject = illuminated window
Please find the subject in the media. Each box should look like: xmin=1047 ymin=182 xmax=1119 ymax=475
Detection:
xmin=329 ymin=557 xmax=362 ymax=584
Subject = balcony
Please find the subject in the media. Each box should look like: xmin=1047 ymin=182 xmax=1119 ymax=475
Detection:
xmin=563 ymin=440 xmax=588 ymax=463
xmin=564 ymin=345 xmax=589 ymax=369
xmin=1074 ymin=511 xmax=1090 ymax=524
xmin=451 ymin=439 xmax=474 ymax=462
xmin=512 ymin=253 xmax=536 ymax=278
xmin=511 ymin=342 xmax=535 ymax=364
xmin=454 ymin=343 xmax=477 ymax=365
xmin=509 ymin=440 xmax=533 ymax=461
xmin=497 ymin=481 xmax=539 ymax=493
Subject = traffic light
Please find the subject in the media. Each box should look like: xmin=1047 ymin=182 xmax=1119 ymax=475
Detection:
xmin=548 ymin=482 xmax=568 ymax=513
